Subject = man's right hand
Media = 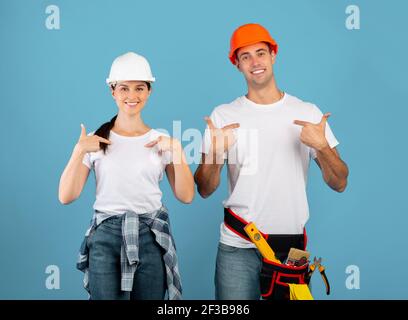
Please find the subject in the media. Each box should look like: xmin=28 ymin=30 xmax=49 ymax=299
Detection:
xmin=75 ymin=123 xmax=111 ymax=154
xmin=204 ymin=117 xmax=240 ymax=157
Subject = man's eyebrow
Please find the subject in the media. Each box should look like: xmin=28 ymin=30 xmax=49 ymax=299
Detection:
xmin=239 ymin=51 xmax=250 ymax=57
xmin=117 ymin=84 xmax=129 ymax=87
xmin=239 ymin=48 xmax=267 ymax=57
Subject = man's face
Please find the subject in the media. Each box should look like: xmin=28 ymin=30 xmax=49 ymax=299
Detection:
xmin=235 ymin=42 xmax=276 ymax=88
xmin=111 ymin=81 xmax=151 ymax=116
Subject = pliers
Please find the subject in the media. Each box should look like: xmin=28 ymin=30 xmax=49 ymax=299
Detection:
xmin=307 ymin=257 xmax=330 ymax=295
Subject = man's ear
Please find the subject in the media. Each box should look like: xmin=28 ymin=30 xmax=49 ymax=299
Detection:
xmin=271 ymin=50 xmax=276 ymax=65
xmin=235 ymin=60 xmax=242 ymax=72
xmin=110 ymin=86 xmax=115 ymax=99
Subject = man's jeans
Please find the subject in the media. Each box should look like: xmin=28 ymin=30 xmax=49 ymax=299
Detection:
xmin=215 ymin=242 xmax=262 ymax=300
xmin=87 ymin=215 xmax=166 ymax=300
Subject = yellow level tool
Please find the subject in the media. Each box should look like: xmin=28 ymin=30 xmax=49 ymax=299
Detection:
xmin=244 ymin=222 xmax=281 ymax=263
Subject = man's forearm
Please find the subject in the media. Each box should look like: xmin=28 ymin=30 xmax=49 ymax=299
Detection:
xmin=316 ymin=146 xmax=349 ymax=192
xmin=194 ymin=162 xmax=224 ymax=198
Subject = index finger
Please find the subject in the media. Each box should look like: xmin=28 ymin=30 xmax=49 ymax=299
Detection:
xmin=293 ymin=120 xmax=310 ymax=127
xmin=222 ymin=123 xmax=240 ymax=130
xmin=144 ymin=139 xmax=159 ymax=148
xmin=97 ymin=136 xmax=111 ymax=144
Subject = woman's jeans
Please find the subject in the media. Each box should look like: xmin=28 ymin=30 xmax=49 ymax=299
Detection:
xmin=87 ymin=215 xmax=166 ymax=300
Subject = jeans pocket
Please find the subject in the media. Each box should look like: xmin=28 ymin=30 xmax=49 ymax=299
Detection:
xmin=98 ymin=222 xmax=122 ymax=237
xmin=218 ymin=242 xmax=239 ymax=253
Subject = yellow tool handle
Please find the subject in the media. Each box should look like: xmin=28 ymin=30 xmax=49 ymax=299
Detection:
xmin=244 ymin=222 xmax=281 ymax=263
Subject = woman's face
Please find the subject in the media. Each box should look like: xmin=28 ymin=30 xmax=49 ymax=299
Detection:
xmin=111 ymin=81 xmax=151 ymax=116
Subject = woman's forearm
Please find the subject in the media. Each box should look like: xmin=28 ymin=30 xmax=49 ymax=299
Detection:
xmin=58 ymin=145 xmax=88 ymax=204
xmin=171 ymin=150 xmax=195 ymax=203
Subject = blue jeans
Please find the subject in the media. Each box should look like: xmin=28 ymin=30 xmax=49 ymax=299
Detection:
xmin=215 ymin=242 xmax=262 ymax=300
xmin=87 ymin=215 xmax=166 ymax=300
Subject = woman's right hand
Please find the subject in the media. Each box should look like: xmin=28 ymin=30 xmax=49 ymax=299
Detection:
xmin=75 ymin=123 xmax=111 ymax=154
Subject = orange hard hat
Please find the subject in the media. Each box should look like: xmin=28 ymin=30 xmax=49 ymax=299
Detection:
xmin=229 ymin=23 xmax=278 ymax=65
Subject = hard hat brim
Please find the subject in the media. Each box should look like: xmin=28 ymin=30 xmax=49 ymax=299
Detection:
xmin=229 ymin=40 xmax=278 ymax=65
xmin=106 ymin=77 xmax=156 ymax=85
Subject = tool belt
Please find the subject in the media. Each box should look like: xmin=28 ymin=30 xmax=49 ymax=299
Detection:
xmin=224 ymin=207 xmax=310 ymax=300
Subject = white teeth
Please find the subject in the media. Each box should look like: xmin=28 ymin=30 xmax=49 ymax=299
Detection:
xmin=252 ymin=69 xmax=265 ymax=74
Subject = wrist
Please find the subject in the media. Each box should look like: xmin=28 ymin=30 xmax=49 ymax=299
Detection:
xmin=315 ymin=139 xmax=329 ymax=152
xmin=171 ymin=139 xmax=182 ymax=154
xmin=171 ymin=149 xmax=187 ymax=165
xmin=73 ymin=143 xmax=86 ymax=156
xmin=209 ymin=147 xmax=225 ymax=165
xmin=209 ymin=144 xmax=225 ymax=157
xmin=169 ymin=139 xmax=185 ymax=164
xmin=316 ymin=143 xmax=330 ymax=153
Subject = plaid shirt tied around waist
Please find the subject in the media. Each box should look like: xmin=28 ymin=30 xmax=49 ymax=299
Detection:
xmin=76 ymin=206 xmax=182 ymax=300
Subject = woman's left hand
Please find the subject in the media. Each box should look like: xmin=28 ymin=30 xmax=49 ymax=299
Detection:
xmin=146 ymin=136 xmax=194 ymax=203
xmin=145 ymin=136 xmax=182 ymax=160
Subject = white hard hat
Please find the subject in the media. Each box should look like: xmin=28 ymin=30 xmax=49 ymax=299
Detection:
xmin=106 ymin=52 xmax=155 ymax=85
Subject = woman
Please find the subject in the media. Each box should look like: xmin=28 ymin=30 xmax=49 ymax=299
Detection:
xmin=58 ymin=52 xmax=194 ymax=300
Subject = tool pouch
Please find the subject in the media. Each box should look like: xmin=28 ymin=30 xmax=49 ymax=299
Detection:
xmin=223 ymin=207 xmax=310 ymax=300
xmin=260 ymin=258 xmax=309 ymax=300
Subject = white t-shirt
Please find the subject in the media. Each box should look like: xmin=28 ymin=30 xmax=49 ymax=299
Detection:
xmin=202 ymin=93 xmax=339 ymax=248
xmin=82 ymin=129 xmax=171 ymax=215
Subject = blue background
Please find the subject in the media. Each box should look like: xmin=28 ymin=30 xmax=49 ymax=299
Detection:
xmin=1 ymin=0 xmax=407 ymax=299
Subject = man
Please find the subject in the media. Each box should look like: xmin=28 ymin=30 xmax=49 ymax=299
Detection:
xmin=194 ymin=23 xmax=349 ymax=300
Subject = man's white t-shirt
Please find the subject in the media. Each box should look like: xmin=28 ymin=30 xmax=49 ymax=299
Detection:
xmin=202 ymin=93 xmax=339 ymax=248
xmin=82 ymin=129 xmax=171 ymax=215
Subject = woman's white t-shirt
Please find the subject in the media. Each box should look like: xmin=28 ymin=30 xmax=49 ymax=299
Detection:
xmin=82 ymin=129 xmax=170 ymax=215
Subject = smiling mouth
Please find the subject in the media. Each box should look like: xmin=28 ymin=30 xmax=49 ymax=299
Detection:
xmin=251 ymin=69 xmax=266 ymax=75
xmin=125 ymin=102 xmax=138 ymax=107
